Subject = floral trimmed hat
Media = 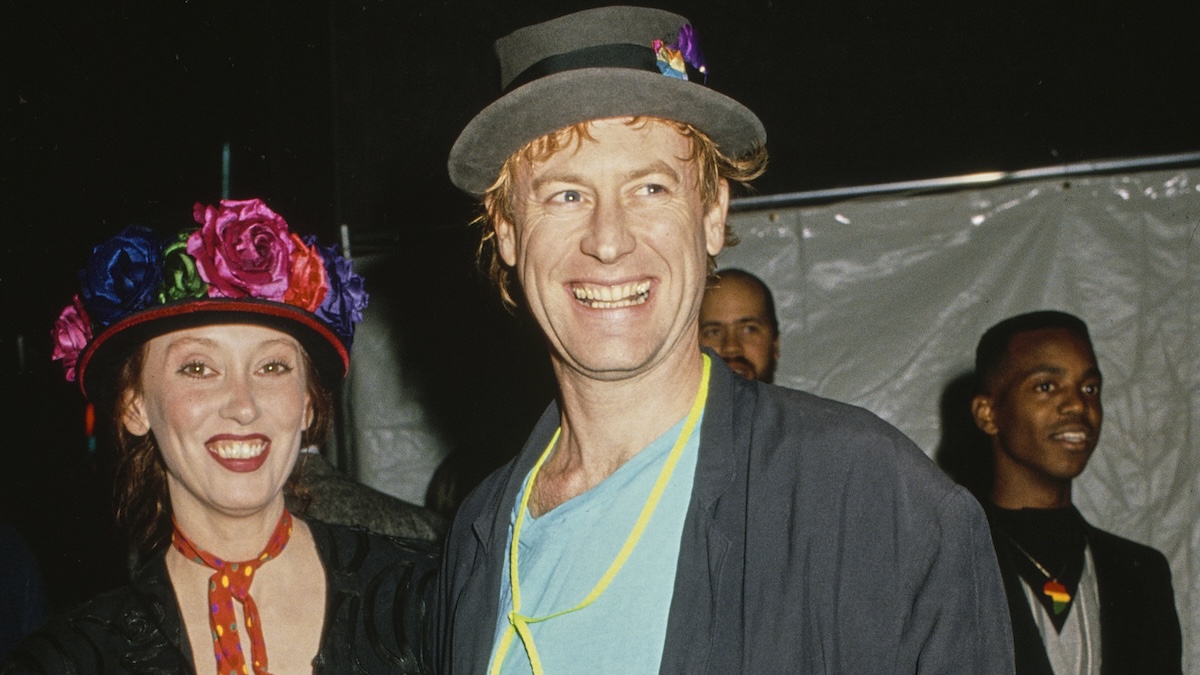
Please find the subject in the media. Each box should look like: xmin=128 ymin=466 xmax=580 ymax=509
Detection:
xmin=51 ymin=198 xmax=368 ymax=401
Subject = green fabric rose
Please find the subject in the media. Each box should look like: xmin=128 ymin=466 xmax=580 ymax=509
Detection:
xmin=158 ymin=229 xmax=208 ymax=303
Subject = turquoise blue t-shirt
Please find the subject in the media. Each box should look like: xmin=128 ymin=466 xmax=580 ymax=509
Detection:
xmin=488 ymin=410 xmax=703 ymax=673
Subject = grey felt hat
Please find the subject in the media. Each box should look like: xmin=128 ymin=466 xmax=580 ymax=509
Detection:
xmin=447 ymin=5 xmax=766 ymax=195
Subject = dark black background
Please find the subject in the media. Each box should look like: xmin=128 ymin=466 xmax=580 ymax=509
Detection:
xmin=3 ymin=0 xmax=1198 ymax=610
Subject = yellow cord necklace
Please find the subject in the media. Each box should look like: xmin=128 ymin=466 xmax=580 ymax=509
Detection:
xmin=489 ymin=355 xmax=712 ymax=675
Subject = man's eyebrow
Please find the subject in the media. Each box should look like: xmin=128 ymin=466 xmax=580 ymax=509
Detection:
xmin=530 ymin=172 xmax=584 ymax=194
xmin=530 ymin=159 xmax=683 ymax=193
xmin=1019 ymin=364 xmax=1102 ymax=380
xmin=625 ymin=160 xmax=680 ymax=183
xmin=1019 ymin=364 xmax=1063 ymax=378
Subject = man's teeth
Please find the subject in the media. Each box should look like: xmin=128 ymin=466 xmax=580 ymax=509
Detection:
xmin=572 ymin=281 xmax=651 ymax=308
xmin=210 ymin=441 xmax=266 ymax=459
xmin=1056 ymin=432 xmax=1088 ymax=443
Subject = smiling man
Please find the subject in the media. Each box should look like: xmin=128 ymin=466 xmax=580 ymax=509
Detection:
xmin=971 ymin=310 xmax=1181 ymax=674
xmin=699 ymin=268 xmax=780 ymax=382
xmin=435 ymin=7 xmax=1014 ymax=673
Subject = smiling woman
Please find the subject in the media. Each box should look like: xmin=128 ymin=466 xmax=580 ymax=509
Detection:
xmin=126 ymin=324 xmax=316 ymax=526
xmin=1 ymin=199 xmax=436 ymax=675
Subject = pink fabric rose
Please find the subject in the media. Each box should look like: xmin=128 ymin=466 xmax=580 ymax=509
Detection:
xmin=51 ymin=295 xmax=93 ymax=382
xmin=283 ymin=233 xmax=330 ymax=312
xmin=188 ymin=199 xmax=295 ymax=300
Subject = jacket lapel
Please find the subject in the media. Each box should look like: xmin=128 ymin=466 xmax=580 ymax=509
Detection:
xmin=986 ymin=510 xmax=1056 ymax=675
xmin=1086 ymin=526 xmax=1132 ymax=674
xmin=456 ymin=402 xmax=562 ymax=673
xmin=129 ymin=551 xmax=197 ymax=671
xmin=659 ymin=353 xmax=745 ymax=674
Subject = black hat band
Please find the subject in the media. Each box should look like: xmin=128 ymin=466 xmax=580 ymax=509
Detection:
xmin=504 ymin=43 xmax=660 ymax=93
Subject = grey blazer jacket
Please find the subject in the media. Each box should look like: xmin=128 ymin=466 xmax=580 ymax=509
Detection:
xmin=436 ymin=353 xmax=1015 ymax=674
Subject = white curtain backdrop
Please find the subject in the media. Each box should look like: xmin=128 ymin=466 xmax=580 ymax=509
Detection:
xmin=341 ymin=267 xmax=450 ymax=508
xmin=721 ymin=166 xmax=1198 ymax=669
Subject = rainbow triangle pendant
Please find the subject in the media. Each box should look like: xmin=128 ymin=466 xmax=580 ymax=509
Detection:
xmin=1042 ymin=579 xmax=1071 ymax=615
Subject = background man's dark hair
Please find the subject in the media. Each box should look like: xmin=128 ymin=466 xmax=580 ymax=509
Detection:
xmin=974 ymin=310 xmax=1093 ymax=392
xmin=713 ymin=268 xmax=779 ymax=336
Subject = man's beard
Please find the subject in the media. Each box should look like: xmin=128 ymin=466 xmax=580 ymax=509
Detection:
xmin=723 ymin=355 xmax=774 ymax=384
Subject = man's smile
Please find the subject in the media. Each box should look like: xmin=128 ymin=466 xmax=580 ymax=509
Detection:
xmin=1049 ymin=423 xmax=1094 ymax=449
xmin=571 ymin=280 xmax=651 ymax=308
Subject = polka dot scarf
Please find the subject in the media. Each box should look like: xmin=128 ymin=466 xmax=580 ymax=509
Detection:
xmin=171 ymin=510 xmax=293 ymax=675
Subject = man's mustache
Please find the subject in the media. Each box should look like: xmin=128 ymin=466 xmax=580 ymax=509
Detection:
xmin=722 ymin=355 xmax=756 ymax=373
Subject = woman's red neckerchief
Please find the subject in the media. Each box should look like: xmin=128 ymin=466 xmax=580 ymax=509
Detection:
xmin=171 ymin=510 xmax=293 ymax=675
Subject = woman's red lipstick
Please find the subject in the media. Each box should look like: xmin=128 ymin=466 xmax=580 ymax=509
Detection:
xmin=206 ymin=434 xmax=271 ymax=473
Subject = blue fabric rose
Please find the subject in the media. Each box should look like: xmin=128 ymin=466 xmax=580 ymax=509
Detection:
xmin=78 ymin=226 xmax=164 ymax=328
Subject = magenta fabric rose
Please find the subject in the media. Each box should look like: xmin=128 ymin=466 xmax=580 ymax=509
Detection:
xmin=283 ymin=233 xmax=330 ymax=312
xmin=188 ymin=198 xmax=295 ymax=300
xmin=51 ymin=295 xmax=93 ymax=382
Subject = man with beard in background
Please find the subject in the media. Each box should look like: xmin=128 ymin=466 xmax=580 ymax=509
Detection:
xmin=699 ymin=268 xmax=779 ymax=383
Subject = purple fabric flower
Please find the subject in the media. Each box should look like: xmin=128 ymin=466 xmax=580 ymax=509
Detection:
xmin=189 ymin=199 xmax=294 ymax=300
xmin=78 ymin=225 xmax=163 ymax=328
xmin=305 ymin=236 xmax=368 ymax=344
xmin=675 ymin=24 xmax=708 ymax=81
xmin=51 ymin=295 xmax=93 ymax=382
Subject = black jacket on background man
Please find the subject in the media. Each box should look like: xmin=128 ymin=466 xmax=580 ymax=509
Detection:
xmin=989 ymin=510 xmax=1182 ymax=675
